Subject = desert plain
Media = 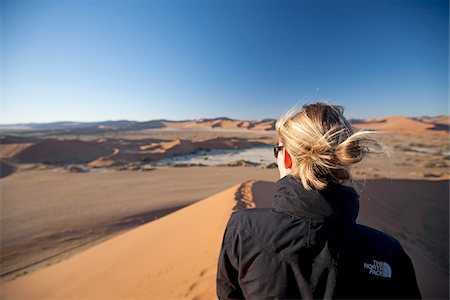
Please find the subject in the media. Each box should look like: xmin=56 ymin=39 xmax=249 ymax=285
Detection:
xmin=0 ymin=115 xmax=448 ymax=299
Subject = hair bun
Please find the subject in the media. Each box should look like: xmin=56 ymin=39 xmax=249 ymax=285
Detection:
xmin=276 ymin=102 xmax=389 ymax=190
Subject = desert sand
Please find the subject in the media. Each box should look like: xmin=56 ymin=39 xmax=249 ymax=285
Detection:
xmin=352 ymin=115 xmax=449 ymax=135
xmin=0 ymin=167 xmax=278 ymax=281
xmin=1 ymin=181 xmax=242 ymax=299
xmin=1 ymin=178 xmax=448 ymax=299
xmin=0 ymin=115 xmax=448 ymax=299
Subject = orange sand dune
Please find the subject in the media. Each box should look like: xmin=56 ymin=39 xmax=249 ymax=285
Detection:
xmin=161 ymin=115 xmax=446 ymax=134
xmin=109 ymin=137 xmax=268 ymax=164
xmin=136 ymin=139 xmax=185 ymax=154
xmin=9 ymin=136 xmax=270 ymax=167
xmin=251 ymin=120 xmax=276 ymax=131
xmin=129 ymin=139 xmax=196 ymax=160
xmin=148 ymin=139 xmax=189 ymax=154
xmin=0 ymin=143 xmax=33 ymax=159
xmin=14 ymin=139 xmax=113 ymax=164
xmin=163 ymin=119 xmax=245 ymax=130
xmin=416 ymin=115 xmax=450 ymax=126
xmin=86 ymin=148 xmax=120 ymax=168
xmin=431 ymin=116 xmax=450 ymax=125
xmin=1 ymin=183 xmax=241 ymax=299
xmin=352 ymin=116 xmax=448 ymax=135
xmin=161 ymin=118 xmax=276 ymax=131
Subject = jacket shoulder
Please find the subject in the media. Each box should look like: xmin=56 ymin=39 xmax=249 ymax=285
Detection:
xmin=226 ymin=208 xmax=275 ymax=231
xmin=330 ymin=223 xmax=405 ymax=255
xmin=225 ymin=208 xmax=293 ymax=241
xmin=354 ymin=224 xmax=404 ymax=251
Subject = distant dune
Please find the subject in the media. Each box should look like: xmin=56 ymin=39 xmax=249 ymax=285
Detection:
xmin=416 ymin=115 xmax=450 ymax=126
xmin=1 ymin=115 xmax=448 ymax=135
xmin=13 ymin=139 xmax=113 ymax=164
xmin=161 ymin=118 xmax=276 ymax=131
xmin=1 ymin=179 xmax=448 ymax=299
xmin=352 ymin=115 xmax=449 ymax=135
xmin=2 ymin=136 xmax=270 ymax=170
xmin=0 ymin=114 xmax=448 ymax=179
xmin=0 ymin=117 xmax=277 ymax=135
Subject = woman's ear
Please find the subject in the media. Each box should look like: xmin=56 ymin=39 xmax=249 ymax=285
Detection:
xmin=284 ymin=149 xmax=292 ymax=169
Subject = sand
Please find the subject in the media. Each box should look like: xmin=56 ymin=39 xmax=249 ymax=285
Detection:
xmin=352 ymin=116 xmax=449 ymax=135
xmin=3 ymin=136 xmax=273 ymax=169
xmin=2 ymin=114 xmax=447 ymax=179
xmin=1 ymin=182 xmax=240 ymax=299
xmin=161 ymin=118 xmax=276 ymax=131
xmin=1 ymin=178 xmax=448 ymax=299
xmin=0 ymin=166 xmax=278 ymax=281
xmin=0 ymin=116 xmax=448 ymax=299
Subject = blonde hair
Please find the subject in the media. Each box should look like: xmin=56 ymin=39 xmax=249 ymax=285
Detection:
xmin=275 ymin=102 xmax=389 ymax=190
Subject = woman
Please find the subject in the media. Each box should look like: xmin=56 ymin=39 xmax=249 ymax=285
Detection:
xmin=216 ymin=102 xmax=421 ymax=299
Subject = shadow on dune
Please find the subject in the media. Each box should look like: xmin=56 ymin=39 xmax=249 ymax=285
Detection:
xmin=245 ymin=179 xmax=449 ymax=300
xmin=0 ymin=204 xmax=189 ymax=282
xmin=427 ymin=123 xmax=450 ymax=132
xmin=0 ymin=160 xmax=16 ymax=179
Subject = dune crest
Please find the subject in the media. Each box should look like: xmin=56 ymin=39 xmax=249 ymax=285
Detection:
xmin=233 ymin=180 xmax=257 ymax=210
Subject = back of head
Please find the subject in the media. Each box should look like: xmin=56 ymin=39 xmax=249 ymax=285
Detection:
xmin=276 ymin=102 xmax=388 ymax=190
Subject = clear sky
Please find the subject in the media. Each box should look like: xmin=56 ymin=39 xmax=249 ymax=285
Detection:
xmin=1 ymin=0 xmax=448 ymax=124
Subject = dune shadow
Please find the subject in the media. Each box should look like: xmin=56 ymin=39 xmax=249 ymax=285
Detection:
xmin=233 ymin=180 xmax=276 ymax=211
xmin=0 ymin=160 xmax=16 ymax=179
xmin=1 ymin=204 xmax=189 ymax=282
xmin=427 ymin=123 xmax=450 ymax=132
xmin=251 ymin=180 xmax=276 ymax=208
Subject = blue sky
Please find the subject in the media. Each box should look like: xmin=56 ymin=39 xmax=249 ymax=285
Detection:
xmin=1 ymin=0 xmax=448 ymax=124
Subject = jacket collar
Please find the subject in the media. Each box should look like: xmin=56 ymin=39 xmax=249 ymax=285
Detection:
xmin=272 ymin=175 xmax=359 ymax=224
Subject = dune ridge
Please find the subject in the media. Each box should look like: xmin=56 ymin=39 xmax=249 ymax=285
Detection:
xmin=233 ymin=180 xmax=257 ymax=210
xmin=1 ymin=183 xmax=242 ymax=299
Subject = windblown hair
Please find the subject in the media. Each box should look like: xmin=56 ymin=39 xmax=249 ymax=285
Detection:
xmin=275 ymin=102 xmax=389 ymax=190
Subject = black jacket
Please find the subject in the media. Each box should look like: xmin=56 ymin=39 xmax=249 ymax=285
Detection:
xmin=216 ymin=175 xmax=422 ymax=299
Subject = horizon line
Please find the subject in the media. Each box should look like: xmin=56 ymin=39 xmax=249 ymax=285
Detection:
xmin=0 ymin=114 xmax=449 ymax=126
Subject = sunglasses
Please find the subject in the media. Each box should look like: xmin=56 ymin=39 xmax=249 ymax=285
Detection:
xmin=273 ymin=144 xmax=284 ymax=158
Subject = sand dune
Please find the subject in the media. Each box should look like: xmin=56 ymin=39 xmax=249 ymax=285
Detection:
xmin=1 ymin=183 xmax=241 ymax=299
xmin=251 ymin=119 xmax=277 ymax=131
xmin=3 ymin=114 xmax=447 ymax=171
xmin=161 ymin=118 xmax=276 ymax=131
xmin=2 ymin=178 xmax=448 ymax=299
xmin=0 ymin=143 xmax=34 ymax=159
xmin=416 ymin=115 xmax=450 ymax=126
xmin=2 ymin=115 xmax=448 ymax=136
xmin=0 ymin=166 xmax=278 ymax=281
xmin=14 ymin=139 xmax=113 ymax=164
xmin=352 ymin=116 xmax=448 ymax=135
xmin=87 ymin=148 xmax=120 ymax=167
xmin=7 ymin=136 xmax=271 ymax=168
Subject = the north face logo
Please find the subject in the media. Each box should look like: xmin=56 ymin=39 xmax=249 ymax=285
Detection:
xmin=363 ymin=260 xmax=392 ymax=278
